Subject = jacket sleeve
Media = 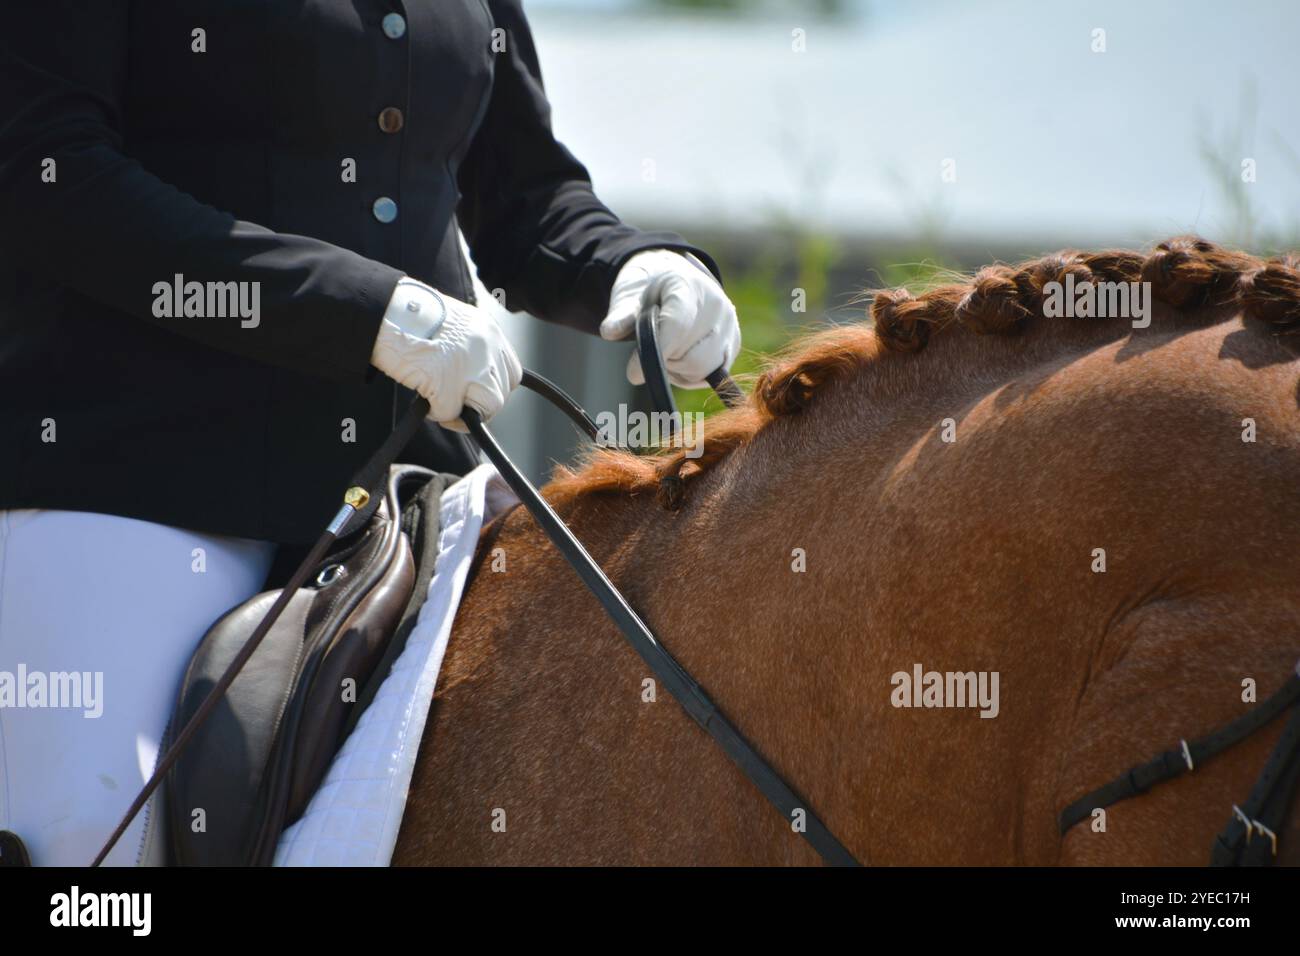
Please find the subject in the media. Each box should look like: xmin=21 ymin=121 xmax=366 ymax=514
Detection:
xmin=456 ymin=0 xmax=721 ymax=335
xmin=0 ymin=3 xmax=402 ymax=384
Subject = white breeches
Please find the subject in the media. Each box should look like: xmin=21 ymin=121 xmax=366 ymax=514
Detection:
xmin=0 ymin=509 xmax=275 ymax=866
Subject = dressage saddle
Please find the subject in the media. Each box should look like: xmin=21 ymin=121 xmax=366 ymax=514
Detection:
xmin=166 ymin=464 xmax=452 ymax=866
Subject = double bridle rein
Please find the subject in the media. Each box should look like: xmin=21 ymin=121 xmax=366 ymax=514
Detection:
xmin=93 ymin=308 xmax=861 ymax=867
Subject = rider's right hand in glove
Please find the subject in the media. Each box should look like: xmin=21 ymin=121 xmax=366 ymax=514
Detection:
xmin=370 ymin=277 xmax=522 ymax=431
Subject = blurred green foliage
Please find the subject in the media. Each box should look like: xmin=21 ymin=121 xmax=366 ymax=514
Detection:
xmin=672 ymin=231 xmax=827 ymax=416
xmin=872 ymin=253 xmax=960 ymax=297
xmin=1197 ymin=79 xmax=1261 ymax=251
xmin=672 ymin=228 xmax=955 ymax=417
xmin=1196 ymin=78 xmax=1300 ymax=255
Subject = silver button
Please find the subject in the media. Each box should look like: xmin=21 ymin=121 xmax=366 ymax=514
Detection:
xmin=382 ymin=13 xmax=406 ymax=39
xmin=372 ymin=197 xmax=398 ymax=223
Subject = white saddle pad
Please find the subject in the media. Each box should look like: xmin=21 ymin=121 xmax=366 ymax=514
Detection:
xmin=273 ymin=464 xmax=517 ymax=866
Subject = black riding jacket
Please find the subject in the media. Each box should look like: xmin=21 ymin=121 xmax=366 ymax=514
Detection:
xmin=0 ymin=0 xmax=715 ymax=543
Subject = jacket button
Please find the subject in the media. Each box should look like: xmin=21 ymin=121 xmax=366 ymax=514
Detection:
xmin=377 ymin=107 xmax=404 ymax=134
xmin=382 ymin=13 xmax=406 ymax=39
xmin=372 ymin=197 xmax=398 ymax=223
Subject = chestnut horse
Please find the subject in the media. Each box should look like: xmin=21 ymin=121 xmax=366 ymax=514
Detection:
xmin=393 ymin=237 xmax=1300 ymax=865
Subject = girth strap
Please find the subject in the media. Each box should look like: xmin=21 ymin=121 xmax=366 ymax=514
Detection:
xmin=1059 ymin=668 xmax=1300 ymax=863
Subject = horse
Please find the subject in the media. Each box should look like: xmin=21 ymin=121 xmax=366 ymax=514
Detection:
xmin=391 ymin=236 xmax=1300 ymax=865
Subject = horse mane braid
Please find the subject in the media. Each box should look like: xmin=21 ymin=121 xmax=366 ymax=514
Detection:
xmin=545 ymin=236 xmax=1300 ymax=511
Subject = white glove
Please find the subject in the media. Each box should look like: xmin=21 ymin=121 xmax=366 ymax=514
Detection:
xmin=599 ymin=249 xmax=741 ymax=390
xmin=370 ymin=277 xmax=522 ymax=432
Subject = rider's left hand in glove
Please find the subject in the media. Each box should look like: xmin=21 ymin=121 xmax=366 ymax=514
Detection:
xmin=599 ymin=249 xmax=741 ymax=390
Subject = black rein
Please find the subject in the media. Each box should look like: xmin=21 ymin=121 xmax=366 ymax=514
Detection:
xmin=468 ymin=311 xmax=860 ymax=866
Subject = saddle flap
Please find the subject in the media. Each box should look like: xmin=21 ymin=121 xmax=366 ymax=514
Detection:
xmin=167 ymin=465 xmax=436 ymax=866
xmin=168 ymin=589 xmax=314 ymax=866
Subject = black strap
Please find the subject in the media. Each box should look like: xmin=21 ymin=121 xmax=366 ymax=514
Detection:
xmin=522 ymin=369 xmax=600 ymax=441
xmin=635 ymin=308 xmax=743 ymax=508
xmin=1210 ymin=695 xmax=1300 ymax=866
xmin=464 ymin=409 xmax=859 ymax=866
xmin=349 ymin=396 xmax=434 ymax=512
xmin=636 ymin=305 xmax=679 ymax=432
xmin=1058 ymin=671 xmax=1300 ymax=854
xmin=707 ymin=367 xmax=746 ymax=407
xmin=464 ymin=315 xmax=859 ymax=866
xmin=635 ymin=303 xmax=745 ymax=421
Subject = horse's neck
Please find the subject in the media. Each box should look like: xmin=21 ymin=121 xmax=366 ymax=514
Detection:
xmin=554 ymin=306 xmax=1208 ymax=778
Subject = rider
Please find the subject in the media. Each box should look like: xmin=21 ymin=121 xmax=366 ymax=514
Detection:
xmin=0 ymin=1 xmax=740 ymax=865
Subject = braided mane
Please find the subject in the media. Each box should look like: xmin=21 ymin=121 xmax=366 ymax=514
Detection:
xmin=544 ymin=236 xmax=1300 ymax=510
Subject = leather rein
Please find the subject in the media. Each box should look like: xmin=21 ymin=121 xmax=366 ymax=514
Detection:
xmin=92 ymin=307 xmax=860 ymax=868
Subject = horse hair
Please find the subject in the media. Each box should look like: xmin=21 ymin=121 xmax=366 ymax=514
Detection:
xmin=546 ymin=236 xmax=1300 ymax=511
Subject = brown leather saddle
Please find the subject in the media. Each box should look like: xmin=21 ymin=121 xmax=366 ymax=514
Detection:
xmin=165 ymin=464 xmax=452 ymax=866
